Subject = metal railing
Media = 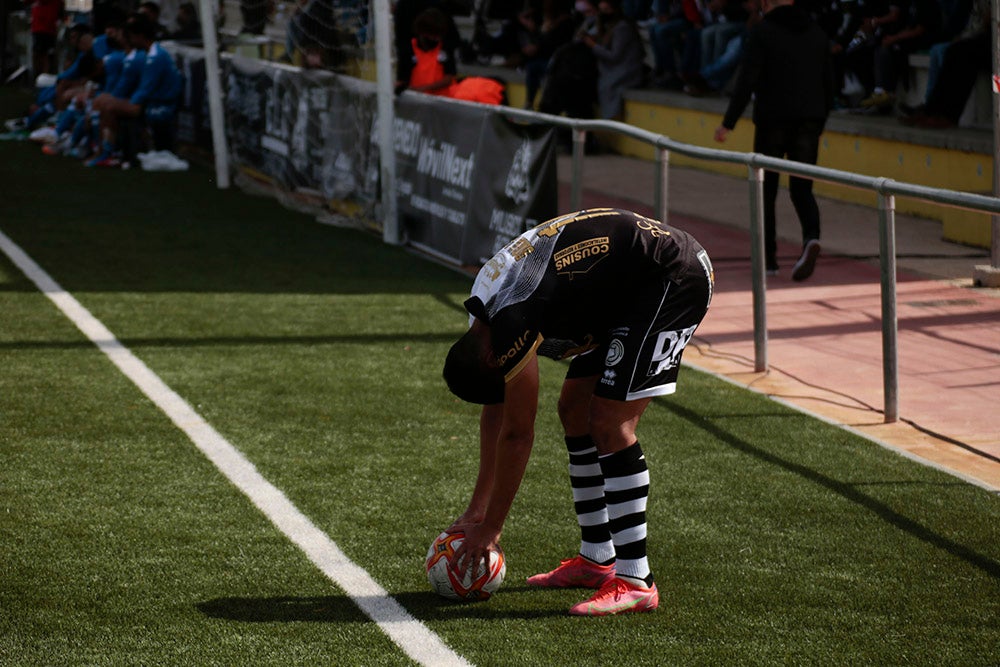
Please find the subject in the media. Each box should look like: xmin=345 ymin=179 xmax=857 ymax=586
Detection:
xmin=482 ymin=104 xmax=1000 ymax=424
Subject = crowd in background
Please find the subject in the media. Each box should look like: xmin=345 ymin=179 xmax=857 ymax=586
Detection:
xmin=453 ymin=0 xmax=992 ymax=129
xmin=5 ymin=0 xmax=991 ymax=158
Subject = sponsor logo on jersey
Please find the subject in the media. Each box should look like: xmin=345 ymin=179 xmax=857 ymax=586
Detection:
xmin=647 ymin=324 xmax=698 ymax=376
xmin=601 ymin=369 xmax=617 ymax=386
xmin=553 ymin=237 xmax=610 ymax=277
xmin=497 ymin=330 xmax=532 ymax=368
xmin=605 ymin=339 xmax=625 ymax=367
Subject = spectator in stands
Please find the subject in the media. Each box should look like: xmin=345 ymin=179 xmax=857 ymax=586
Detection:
xmin=393 ymin=0 xmax=461 ymax=90
xmin=405 ymin=7 xmax=458 ymax=94
xmin=520 ymin=0 xmax=576 ymax=109
xmin=581 ymin=0 xmax=646 ymax=119
xmin=648 ymin=0 xmax=704 ymax=89
xmin=900 ymin=0 xmax=989 ymax=128
xmin=289 ymin=0 xmax=340 ymax=68
xmin=169 ymin=2 xmax=202 ymax=41
xmin=810 ymin=0 xmax=864 ymax=106
xmin=715 ymin=0 xmax=833 ymax=281
xmin=402 ymin=7 xmax=505 ymax=104
xmin=240 ymin=0 xmax=272 ymax=34
xmin=27 ymin=0 xmax=62 ymax=76
xmin=90 ymin=12 xmax=181 ymax=166
xmin=157 ymin=0 xmax=181 ymax=35
xmin=473 ymin=2 xmax=542 ymax=68
xmin=684 ymin=0 xmax=759 ymax=95
xmin=701 ymin=0 xmax=749 ymax=68
xmin=537 ymin=0 xmax=599 ymax=133
xmin=854 ymin=0 xmax=940 ymax=113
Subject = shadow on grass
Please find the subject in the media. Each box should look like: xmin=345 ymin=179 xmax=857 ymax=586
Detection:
xmin=0 ymin=331 xmax=464 ymax=352
xmin=658 ymin=399 xmax=1000 ymax=579
xmin=197 ymin=588 xmax=568 ymax=623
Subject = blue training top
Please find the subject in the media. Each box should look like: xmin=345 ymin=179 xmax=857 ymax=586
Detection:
xmin=102 ymin=49 xmax=126 ymax=94
xmin=91 ymin=34 xmax=111 ymax=60
xmin=111 ymin=49 xmax=147 ymax=100
xmin=129 ymin=43 xmax=182 ymax=107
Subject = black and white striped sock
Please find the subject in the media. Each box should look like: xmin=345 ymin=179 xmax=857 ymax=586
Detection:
xmin=599 ymin=442 xmax=652 ymax=585
xmin=565 ymin=435 xmax=615 ymax=565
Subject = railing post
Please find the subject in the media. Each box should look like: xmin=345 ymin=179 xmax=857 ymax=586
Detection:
xmin=571 ymin=128 xmax=585 ymax=212
xmin=877 ymin=191 xmax=899 ymax=423
xmin=655 ymin=146 xmax=670 ymax=225
xmin=748 ymin=164 xmax=768 ymax=372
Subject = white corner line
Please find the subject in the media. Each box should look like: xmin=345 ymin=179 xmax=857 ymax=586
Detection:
xmin=0 ymin=229 xmax=471 ymax=667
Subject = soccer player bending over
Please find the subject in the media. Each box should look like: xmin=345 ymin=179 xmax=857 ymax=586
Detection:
xmin=443 ymin=208 xmax=714 ymax=616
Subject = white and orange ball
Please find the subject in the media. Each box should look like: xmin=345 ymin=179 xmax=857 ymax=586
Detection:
xmin=425 ymin=530 xmax=506 ymax=601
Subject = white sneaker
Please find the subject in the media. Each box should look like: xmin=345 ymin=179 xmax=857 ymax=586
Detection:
xmin=4 ymin=118 xmax=26 ymax=131
xmin=28 ymin=126 xmax=58 ymax=143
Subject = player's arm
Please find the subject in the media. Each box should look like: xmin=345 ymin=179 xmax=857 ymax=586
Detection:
xmin=450 ymin=402 xmax=503 ymax=528
xmin=452 ymin=354 xmax=539 ymax=576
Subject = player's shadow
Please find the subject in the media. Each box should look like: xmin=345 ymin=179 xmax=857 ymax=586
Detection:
xmin=197 ymin=588 xmax=567 ymax=624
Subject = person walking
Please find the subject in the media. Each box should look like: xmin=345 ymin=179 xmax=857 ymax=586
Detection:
xmin=714 ymin=0 xmax=833 ymax=281
xmin=442 ymin=208 xmax=714 ymax=616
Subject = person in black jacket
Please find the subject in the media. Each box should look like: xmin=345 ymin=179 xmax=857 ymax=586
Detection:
xmin=714 ymin=0 xmax=833 ymax=281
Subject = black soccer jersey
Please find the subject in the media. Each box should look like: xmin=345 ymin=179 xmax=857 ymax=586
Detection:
xmin=464 ymin=208 xmax=714 ymax=382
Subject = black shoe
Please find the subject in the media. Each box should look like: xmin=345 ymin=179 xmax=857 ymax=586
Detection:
xmin=791 ymin=240 xmax=821 ymax=282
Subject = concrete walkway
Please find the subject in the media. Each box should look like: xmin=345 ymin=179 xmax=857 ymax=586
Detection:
xmin=558 ymin=154 xmax=1000 ymax=491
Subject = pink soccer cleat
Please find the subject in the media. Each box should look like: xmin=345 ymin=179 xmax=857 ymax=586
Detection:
xmin=568 ymin=577 xmax=659 ymax=616
xmin=526 ymin=556 xmax=615 ymax=589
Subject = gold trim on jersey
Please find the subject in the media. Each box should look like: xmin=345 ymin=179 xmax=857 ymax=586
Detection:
xmin=503 ymin=333 xmax=543 ymax=382
xmin=535 ymin=208 xmax=618 ymax=237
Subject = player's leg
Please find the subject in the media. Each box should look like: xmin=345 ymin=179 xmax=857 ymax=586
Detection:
xmin=527 ymin=367 xmax=616 ymax=589
xmin=570 ymin=264 xmax=711 ymax=616
xmin=569 ymin=396 xmax=659 ymax=616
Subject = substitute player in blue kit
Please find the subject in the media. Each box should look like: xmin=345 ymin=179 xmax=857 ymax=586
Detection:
xmin=443 ymin=208 xmax=714 ymax=616
xmin=90 ymin=12 xmax=181 ymax=166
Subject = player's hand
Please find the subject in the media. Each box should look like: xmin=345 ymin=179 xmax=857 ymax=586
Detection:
xmin=714 ymin=126 xmax=730 ymax=143
xmin=446 ymin=509 xmax=482 ymax=535
xmin=451 ymin=522 xmax=501 ymax=580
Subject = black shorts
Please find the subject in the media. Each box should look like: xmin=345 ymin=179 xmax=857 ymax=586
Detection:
xmin=32 ymin=32 xmax=56 ymax=56
xmin=565 ymin=249 xmax=713 ymax=401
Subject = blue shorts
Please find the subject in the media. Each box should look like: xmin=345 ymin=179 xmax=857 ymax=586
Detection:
xmin=145 ymin=104 xmax=177 ymax=123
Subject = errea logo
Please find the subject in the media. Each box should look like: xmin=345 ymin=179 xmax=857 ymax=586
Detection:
xmin=601 ymin=369 xmax=616 ymax=386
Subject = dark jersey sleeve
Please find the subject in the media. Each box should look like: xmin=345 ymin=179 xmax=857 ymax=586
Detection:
xmin=488 ymin=304 xmax=542 ymax=382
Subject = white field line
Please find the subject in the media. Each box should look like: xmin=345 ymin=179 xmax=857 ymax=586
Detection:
xmin=0 ymin=229 xmax=470 ymax=667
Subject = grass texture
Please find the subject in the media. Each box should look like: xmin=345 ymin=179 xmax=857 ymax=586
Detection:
xmin=1 ymin=89 xmax=998 ymax=666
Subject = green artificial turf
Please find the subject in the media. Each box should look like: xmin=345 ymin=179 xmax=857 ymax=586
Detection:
xmin=1 ymin=87 xmax=998 ymax=666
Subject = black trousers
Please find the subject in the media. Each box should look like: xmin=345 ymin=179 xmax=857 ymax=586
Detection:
xmin=925 ymin=33 xmax=991 ymax=123
xmin=753 ymin=119 xmax=824 ymax=267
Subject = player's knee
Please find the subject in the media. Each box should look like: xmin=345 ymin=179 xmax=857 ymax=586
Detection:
xmin=557 ymin=394 xmax=585 ymax=431
xmin=587 ymin=403 xmax=632 ymax=452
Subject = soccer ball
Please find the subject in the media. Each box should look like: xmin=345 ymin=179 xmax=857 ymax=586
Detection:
xmin=425 ymin=530 xmax=506 ymax=601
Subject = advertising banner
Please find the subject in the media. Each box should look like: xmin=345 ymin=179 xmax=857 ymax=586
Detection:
xmin=395 ymin=93 xmax=558 ymax=265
